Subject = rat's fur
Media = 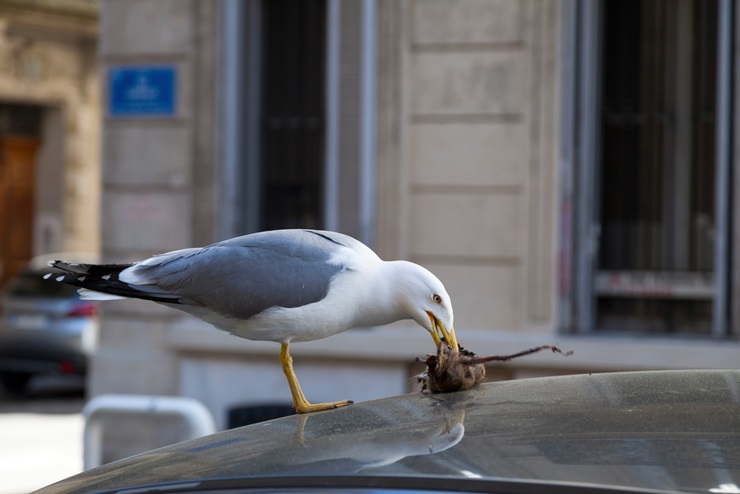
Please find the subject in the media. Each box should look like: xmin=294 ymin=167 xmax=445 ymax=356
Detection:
xmin=416 ymin=342 xmax=486 ymax=393
xmin=417 ymin=342 xmax=573 ymax=394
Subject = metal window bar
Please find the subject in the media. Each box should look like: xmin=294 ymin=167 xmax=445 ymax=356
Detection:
xmin=574 ymin=0 xmax=602 ymax=333
xmin=712 ymin=0 xmax=732 ymax=336
xmin=219 ymin=0 xmax=246 ymax=238
xmin=243 ymin=0 xmax=264 ymax=235
xmin=359 ymin=0 xmax=378 ymax=247
xmin=557 ymin=0 xmax=578 ymax=332
xmin=324 ymin=0 xmax=340 ymax=232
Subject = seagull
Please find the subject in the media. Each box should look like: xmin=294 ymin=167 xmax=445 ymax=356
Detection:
xmin=46 ymin=229 xmax=457 ymax=414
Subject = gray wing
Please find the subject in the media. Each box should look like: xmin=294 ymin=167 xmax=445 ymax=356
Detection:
xmin=121 ymin=230 xmax=350 ymax=319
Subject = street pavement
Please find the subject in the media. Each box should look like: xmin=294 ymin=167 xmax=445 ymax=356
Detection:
xmin=0 ymin=375 xmax=85 ymax=494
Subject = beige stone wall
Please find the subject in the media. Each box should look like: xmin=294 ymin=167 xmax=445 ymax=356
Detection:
xmin=100 ymin=1 xmax=195 ymax=259
xmin=378 ymin=0 xmax=559 ymax=334
xmin=0 ymin=1 xmax=100 ymax=255
xmin=94 ymin=0 xmax=220 ymax=397
xmin=92 ymin=0 xmax=221 ymax=461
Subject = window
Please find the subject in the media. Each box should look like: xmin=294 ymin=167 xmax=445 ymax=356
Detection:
xmin=220 ymin=0 xmax=377 ymax=244
xmin=259 ymin=0 xmax=326 ymax=231
xmin=562 ymin=0 xmax=733 ymax=336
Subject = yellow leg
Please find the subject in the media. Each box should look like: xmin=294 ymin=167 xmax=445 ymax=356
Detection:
xmin=279 ymin=343 xmax=353 ymax=414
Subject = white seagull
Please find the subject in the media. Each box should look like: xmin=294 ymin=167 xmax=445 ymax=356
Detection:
xmin=46 ymin=229 xmax=458 ymax=413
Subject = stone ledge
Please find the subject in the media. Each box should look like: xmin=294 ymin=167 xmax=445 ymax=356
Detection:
xmin=167 ymin=318 xmax=740 ymax=372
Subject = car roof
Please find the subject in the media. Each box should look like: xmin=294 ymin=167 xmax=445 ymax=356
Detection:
xmin=39 ymin=370 xmax=740 ymax=494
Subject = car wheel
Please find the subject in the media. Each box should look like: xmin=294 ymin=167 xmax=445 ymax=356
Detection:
xmin=0 ymin=371 xmax=32 ymax=396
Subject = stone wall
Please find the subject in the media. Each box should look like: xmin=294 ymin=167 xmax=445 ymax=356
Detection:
xmin=0 ymin=1 xmax=100 ymax=256
xmin=93 ymin=0 xmax=220 ymax=461
xmin=378 ymin=0 xmax=559 ymax=333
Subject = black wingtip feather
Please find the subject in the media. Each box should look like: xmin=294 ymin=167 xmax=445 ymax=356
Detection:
xmin=45 ymin=262 xmax=182 ymax=304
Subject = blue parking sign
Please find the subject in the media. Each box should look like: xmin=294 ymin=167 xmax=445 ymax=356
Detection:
xmin=108 ymin=66 xmax=177 ymax=117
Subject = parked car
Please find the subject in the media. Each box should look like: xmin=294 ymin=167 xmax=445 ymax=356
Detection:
xmin=0 ymin=254 xmax=98 ymax=395
xmin=37 ymin=369 xmax=740 ymax=493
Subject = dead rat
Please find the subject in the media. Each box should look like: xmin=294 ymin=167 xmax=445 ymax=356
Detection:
xmin=416 ymin=342 xmax=573 ymax=393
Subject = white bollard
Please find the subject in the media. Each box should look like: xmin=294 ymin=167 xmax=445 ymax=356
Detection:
xmin=82 ymin=394 xmax=217 ymax=470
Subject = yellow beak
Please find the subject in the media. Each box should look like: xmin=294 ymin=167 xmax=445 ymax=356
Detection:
xmin=427 ymin=311 xmax=459 ymax=352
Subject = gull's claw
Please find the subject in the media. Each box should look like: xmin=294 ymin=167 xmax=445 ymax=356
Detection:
xmin=294 ymin=399 xmax=353 ymax=414
xmin=281 ymin=343 xmax=354 ymax=414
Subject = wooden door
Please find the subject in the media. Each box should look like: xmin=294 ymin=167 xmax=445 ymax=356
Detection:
xmin=0 ymin=136 xmax=39 ymax=289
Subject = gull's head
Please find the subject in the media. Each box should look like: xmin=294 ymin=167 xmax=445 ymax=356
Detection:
xmin=391 ymin=261 xmax=458 ymax=352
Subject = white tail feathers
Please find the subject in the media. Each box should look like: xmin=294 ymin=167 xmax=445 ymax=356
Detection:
xmin=78 ymin=288 xmax=125 ymax=301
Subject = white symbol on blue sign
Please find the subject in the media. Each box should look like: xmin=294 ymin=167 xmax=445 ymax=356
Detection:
xmin=109 ymin=66 xmax=176 ymax=117
xmin=128 ymin=76 xmax=160 ymax=101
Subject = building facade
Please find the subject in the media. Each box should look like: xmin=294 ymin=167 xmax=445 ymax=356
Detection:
xmin=0 ymin=0 xmax=100 ymax=288
xmin=93 ymin=0 xmax=740 ymax=459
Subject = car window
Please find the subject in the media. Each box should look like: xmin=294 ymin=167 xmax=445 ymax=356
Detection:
xmin=6 ymin=272 xmax=79 ymax=298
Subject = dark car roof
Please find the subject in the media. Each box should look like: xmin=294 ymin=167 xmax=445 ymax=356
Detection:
xmin=38 ymin=370 xmax=740 ymax=494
